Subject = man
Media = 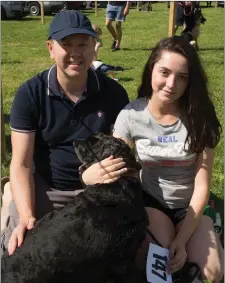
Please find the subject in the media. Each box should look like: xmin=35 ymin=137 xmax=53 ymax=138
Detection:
xmin=106 ymin=1 xmax=131 ymax=51
xmin=1 ymin=10 xmax=129 ymax=255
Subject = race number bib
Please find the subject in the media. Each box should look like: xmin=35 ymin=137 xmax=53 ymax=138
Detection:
xmin=146 ymin=243 xmax=172 ymax=283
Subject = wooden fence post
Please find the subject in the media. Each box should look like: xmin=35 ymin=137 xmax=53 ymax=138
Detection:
xmin=95 ymin=1 xmax=98 ymax=16
xmin=39 ymin=1 xmax=44 ymax=24
xmin=168 ymin=1 xmax=176 ymax=36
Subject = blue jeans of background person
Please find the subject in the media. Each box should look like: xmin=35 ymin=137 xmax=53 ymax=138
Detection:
xmin=106 ymin=3 xmax=126 ymax=22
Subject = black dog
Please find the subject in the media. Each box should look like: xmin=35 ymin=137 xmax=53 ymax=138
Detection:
xmin=2 ymin=133 xmax=148 ymax=283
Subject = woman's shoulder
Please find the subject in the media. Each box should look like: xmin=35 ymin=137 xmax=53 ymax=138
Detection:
xmin=124 ymin=97 xmax=148 ymax=111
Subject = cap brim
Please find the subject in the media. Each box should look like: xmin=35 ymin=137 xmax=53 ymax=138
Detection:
xmin=48 ymin=28 xmax=97 ymax=40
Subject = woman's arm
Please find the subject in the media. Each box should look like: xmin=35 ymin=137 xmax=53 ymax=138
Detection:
xmin=175 ymin=147 xmax=214 ymax=245
xmin=168 ymin=147 xmax=214 ymax=272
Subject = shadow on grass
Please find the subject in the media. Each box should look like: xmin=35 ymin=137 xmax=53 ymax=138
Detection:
xmin=2 ymin=17 xmax=40 ymax=22
xmin=199 ymin=47 xmax=224 ymax=51
xmin=121 ymin=47 xmax=154 ymax=52
xmin=2 ymin=60 xmax=22 ymax=65
xmin=117 ymin=77 xmax=133 ymax=82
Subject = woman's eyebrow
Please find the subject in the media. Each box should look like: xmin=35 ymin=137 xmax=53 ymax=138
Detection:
xmin=159 ymin=66 xmax=188 ymax=75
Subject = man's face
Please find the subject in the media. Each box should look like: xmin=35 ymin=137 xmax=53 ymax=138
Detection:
xmin=47 ymin=34 xmax=95 ymax=79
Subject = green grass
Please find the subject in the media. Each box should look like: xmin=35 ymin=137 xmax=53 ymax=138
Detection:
xmin=1 ymin=3 xmax=224 ymax=216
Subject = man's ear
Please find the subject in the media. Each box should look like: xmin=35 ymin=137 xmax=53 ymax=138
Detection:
xmin=47 ymin=40 xmax=55 ymax=60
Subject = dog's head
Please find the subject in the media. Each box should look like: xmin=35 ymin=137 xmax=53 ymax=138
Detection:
xmin=194 ymin=8 xmax=206 ymax=25
xmin=73 ymin=133 xmax=141 ymax=172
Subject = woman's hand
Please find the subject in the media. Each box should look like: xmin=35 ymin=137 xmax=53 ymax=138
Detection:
xmin=8 ymin=217 xmax=36 ymax=256
xmin=167 ymin=238 xmax=187 ymax=274
xmin=81 ymin=155 xmax=128 ymax=185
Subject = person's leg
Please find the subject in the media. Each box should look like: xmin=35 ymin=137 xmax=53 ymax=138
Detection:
xmin=115 ymin=21 xmax=122 ymax=48
xmin=146 ymin=207 xmax=176 ymax=248
xmin=105 ymin=3 xmax=117 ymax=48
xmin=136 ymin=207 xmax=176 ymax=270
xmin=113 ymin=5 xmax=126 ymax=49
xmin=106 ymin=19 xmax=117 ymax=42
xmin=176 ymin=215 xmax=224 ymax=282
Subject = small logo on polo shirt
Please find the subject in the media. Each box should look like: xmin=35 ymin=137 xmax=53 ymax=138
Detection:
xmin=97 ymin=111 xmax=102 ymax=118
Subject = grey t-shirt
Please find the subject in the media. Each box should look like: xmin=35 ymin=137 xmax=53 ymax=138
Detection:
xmin=113 ymin=97 xmax=197 ymax=209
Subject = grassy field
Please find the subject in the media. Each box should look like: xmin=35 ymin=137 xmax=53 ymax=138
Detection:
xmin=1 ymin=3 xmax=224 ymax=215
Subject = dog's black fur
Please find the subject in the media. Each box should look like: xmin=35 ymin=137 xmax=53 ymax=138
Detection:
xmin=2 ymin=133 xmax=148 ymax=283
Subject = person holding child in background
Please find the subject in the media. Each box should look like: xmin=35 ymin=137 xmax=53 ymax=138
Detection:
xmin=91 ymin=24 xmax=103 ymax=61
xmin=82 ymin=36 xmax=224 ymax=282
xmin=91 ymin=23 xmax=123 ymax=76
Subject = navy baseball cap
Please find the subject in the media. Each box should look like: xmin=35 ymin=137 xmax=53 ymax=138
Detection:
xmin=48 ymin=10 xmax=97 ymax=40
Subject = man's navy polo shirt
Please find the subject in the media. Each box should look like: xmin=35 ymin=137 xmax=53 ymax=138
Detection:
xmin=10 ymin=66 xmax=129 ymax=190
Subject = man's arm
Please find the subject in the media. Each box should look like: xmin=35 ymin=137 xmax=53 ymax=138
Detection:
xmin=8 ymin=130 xmax=36 ymax=255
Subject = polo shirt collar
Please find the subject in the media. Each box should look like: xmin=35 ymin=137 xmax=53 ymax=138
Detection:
xmin=46 ymin=65 xmax=101 ymax=97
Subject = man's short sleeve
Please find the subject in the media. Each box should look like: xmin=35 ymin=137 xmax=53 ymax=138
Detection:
xmin=10 ymin=82 xmax=38 ymax=132
xmin=113 ymin=104 xmax=132 ymax=141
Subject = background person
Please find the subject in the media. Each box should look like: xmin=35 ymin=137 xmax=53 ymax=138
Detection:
xmin=105 ymin=1 xmax=131 ymax=51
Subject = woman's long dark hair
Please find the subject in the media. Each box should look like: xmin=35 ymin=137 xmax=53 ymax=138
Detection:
xmin=138 ymin=36 xmax=221 ymax=153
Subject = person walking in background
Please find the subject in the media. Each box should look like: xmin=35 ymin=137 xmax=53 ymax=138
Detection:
xmin=105 ymin=1 xmax=131 ymax=51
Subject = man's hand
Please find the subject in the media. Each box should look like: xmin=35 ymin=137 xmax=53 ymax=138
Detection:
xmin=167 ymin=238 xmax=187 ymax=273
xmin=81 ymin=155 xmax=128 ymax=185
xmin=8 ymin=217 xmax=36 ymax=256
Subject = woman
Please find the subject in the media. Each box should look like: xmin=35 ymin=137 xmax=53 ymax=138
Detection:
xmin=82 ymin=36 xmax=223 ymax=282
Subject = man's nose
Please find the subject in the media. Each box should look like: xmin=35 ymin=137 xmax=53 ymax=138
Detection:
xmin=70 ymin=45 xmax=81 ymax=56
